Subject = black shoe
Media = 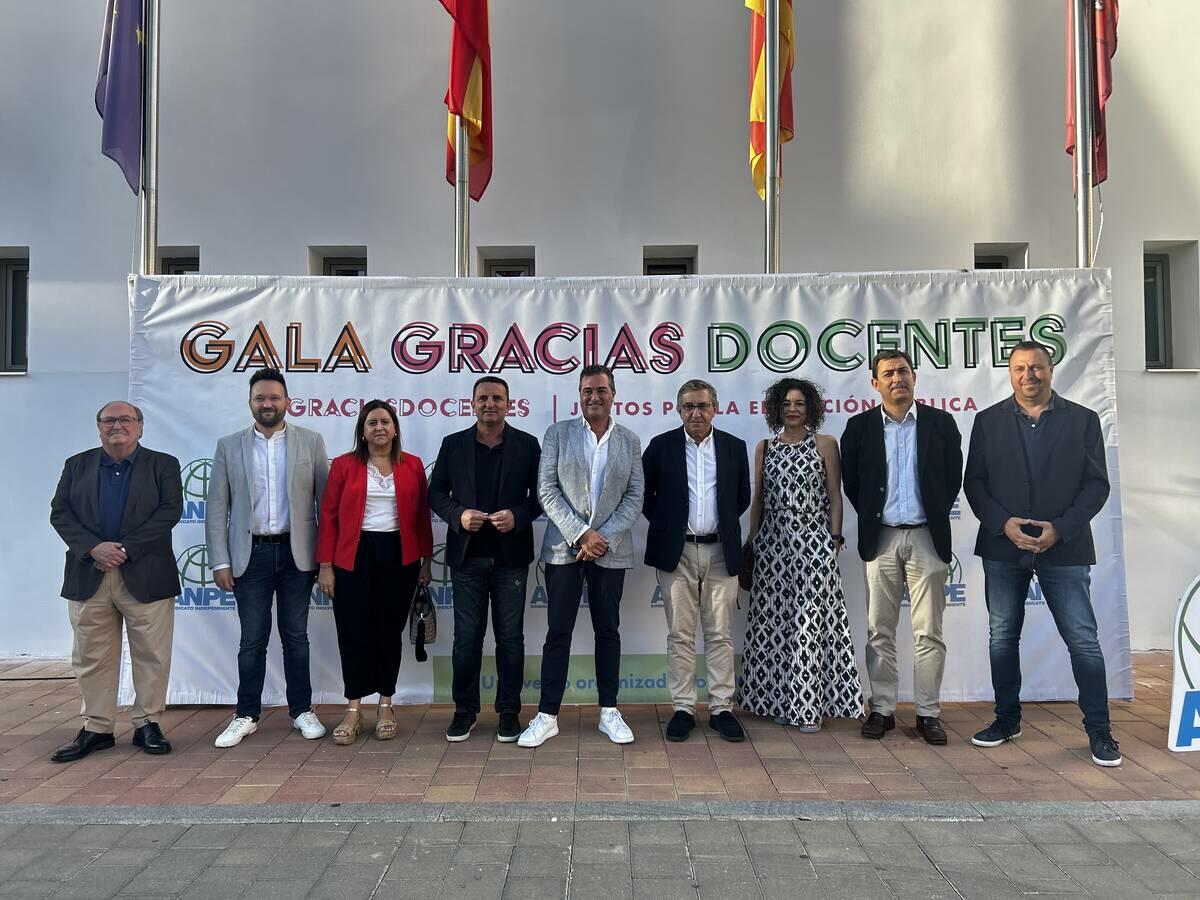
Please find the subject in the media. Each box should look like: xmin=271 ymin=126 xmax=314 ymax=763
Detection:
xmin=915 ymin=716 xmax=948 ymax=746
xmin=132 ymin=722 xmax=172 ymax=755
xmin=497 ymin=713 xmax=521 ymax=743
xmin=1089 ymin=730 xmax=1122 ymax=767
xmin=445 ymin=711 xmax=476 ymax=743
xmin=665 ymin=710 xmax=695 ymax=742
xmin=861 ymin=712 xmax=895 ymax=740
xmin=708 ymin=711 xmax=745 ymax=743
xmin=50 ymin=728 xmax=115 ymax=763
xmin=971 ymin=719 xmax=1022 ymax=747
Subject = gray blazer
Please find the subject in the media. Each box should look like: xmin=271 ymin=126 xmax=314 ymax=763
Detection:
xmin=205 ymin=423 xmax=330 ymax=576
xmin=538 ymin=418 xmax=644 ymax=569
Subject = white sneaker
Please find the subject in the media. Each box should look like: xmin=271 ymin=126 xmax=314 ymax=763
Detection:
xmin=293 ymin=710 xmax=326 ymax=740
xmin=517 ymin=712 xmax=559 ymax=748
xmin=214 ymin=715 xmax=257 ymax=748
xmin=599 ymin=707 xmax=634 ymax=744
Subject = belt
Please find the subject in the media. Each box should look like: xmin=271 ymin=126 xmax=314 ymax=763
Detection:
xmin=684 ymin=533 xmax=720 ymax=544
xmin=252 ymin=532 xmax=290 ymax=544
xmin=885 ymin=523 xmax=926 ymax=530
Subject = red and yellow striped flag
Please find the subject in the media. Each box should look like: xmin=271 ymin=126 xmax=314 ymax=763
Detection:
xmin=747 ymin=0 xmax=795 ymax=198
xmin=441 ymin=0 xmax=492 ymax=200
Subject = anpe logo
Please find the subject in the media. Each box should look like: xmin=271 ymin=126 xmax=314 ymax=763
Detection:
xmin=426 ymin=543 xmax=455 ymax=609
xmin=180 ymin=458 xmax=213 ymax=523
xmin=529 ymin=562 xmax=592 ymax=609
xmin=901 ymin=554 xmax=967 ymax=607
xmin=1170 ymin=576 xmax=1200 ymax=751
xmin=175 ymin=544 xmax=236 ymax=609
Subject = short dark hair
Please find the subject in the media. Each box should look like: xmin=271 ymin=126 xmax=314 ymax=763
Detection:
xmin=249 ymin=368 xmax=288 ymax=397
xmin=579 ymin=364 xmax=614 ymax=390
xmin=1009 ymin=340 xmax=1054 ymax=365
xmin=870 ymin=349 xmax=915 ymax=379
xmin=763 ymin=378 xmax=826 ymax=433
xmin=352 ymin=399 xmax=402 ymax=464
xmin=472 ymin=375 xmax=509 ymax=398
xmin=676 ymin=379 xmax=717 ymax=407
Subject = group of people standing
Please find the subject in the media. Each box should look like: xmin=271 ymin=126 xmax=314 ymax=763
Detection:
xmin=47 ymin=339 xmax=1122 ymax=770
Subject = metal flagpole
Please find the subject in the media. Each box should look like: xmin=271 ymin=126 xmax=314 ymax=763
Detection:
xmin=139 ymin=0 xmax=161 ymax=276
xmin=454 ymin=115 xmax=470 ymax=277
xmin=763 ymin=0 xmax=780 ymax=274
xmin=1071 ymin=0 xmax=1095 ymax=267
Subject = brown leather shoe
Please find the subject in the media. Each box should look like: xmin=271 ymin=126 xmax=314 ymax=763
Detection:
xmin=861 ymin=712 xmax=895 ymax=740
xmin=916 ymin=716 xmax=948 ymax=746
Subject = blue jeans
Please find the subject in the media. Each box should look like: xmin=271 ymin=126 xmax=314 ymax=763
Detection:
xmin=233 ymin=542 xmax=316 ymax=720
xmin=451 ymin=558 xmax=528 ymax=716
xmin=982 ymin=558 xmax=1111 ymax=735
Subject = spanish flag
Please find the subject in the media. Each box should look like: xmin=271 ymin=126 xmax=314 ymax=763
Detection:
xmin=441 ymin=0 xmax=492 ymax=201
xmin=747 ymin=0 xmax=795 ymax=199
xmin=1065 ymin=0 xmax=1118 ymax=186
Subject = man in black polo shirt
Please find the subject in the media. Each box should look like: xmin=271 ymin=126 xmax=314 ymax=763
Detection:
xmin=429 ymin=376 xmax=542 ymax=743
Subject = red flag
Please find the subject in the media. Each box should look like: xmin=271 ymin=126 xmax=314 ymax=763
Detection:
xmin=441 ymin=0 xmax=492 ymax=200
xmin=1066 ymin=0 xmax=1118 ymax=186
xmin=747 ymin=0 xmax=795 ymax=198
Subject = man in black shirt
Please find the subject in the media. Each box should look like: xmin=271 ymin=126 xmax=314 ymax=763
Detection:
xmin=428 ymin=377 xmax=542 ymax=743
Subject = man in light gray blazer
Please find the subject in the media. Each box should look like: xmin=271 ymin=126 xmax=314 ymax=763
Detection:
xmin=205 ymin=369 xmax=330 ymax=748
xmin=518 ymin=365 xmax=644 ymax=748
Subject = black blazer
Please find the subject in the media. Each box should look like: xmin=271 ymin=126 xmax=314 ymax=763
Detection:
xmin=427 ymin=424 xmax=542 ymax=570
xmin=641 ymin=427 xmax=751 ymax=576
xmin=964 ymin=394 xmax=1109 ymax=567
xmin=840 ymin=404 xmax=963 ymax=564
xmin=50 ymin=446 xmax=183 ymax=603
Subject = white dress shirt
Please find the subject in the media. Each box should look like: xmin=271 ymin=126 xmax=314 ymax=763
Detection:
xmin=685 ymin=428 xmax=718 ymax=536
xmin=362 ymin=462 xmax=399 ymax=532
xmin=252 ymin=426 xmax=290 ymax=534
xmin=576 ymin=417 xmax=615 ymax=541
xmin=880 ymin=404 xmax=926 ymax=526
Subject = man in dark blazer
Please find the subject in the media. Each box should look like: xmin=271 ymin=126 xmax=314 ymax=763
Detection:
xmin=429 ymin=376 xmax=542 ymax=744
xmin=964 ymin=340 xmax=1119 ymax=767
xmin=841 ymin=350 xmax=963 ymax=745
xmin=48 ymin=401 xmax=182 ymax=762
xmin=643 ymin=379 xmax=751 ymax=742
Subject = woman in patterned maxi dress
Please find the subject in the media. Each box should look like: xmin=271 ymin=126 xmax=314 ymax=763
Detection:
xmin=737 ymin=378 xmax=864 ymax=731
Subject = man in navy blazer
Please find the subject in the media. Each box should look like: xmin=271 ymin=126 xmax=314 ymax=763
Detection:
xmin=841 ymin=349 xmax=963 ymax=746
xmin=964 ymin=340 xmax=1119 ymax=767
xmin=428 ymin=376 xmax=542 ymax=744
xmin=643 ymin=379 xmax=751 ymax=742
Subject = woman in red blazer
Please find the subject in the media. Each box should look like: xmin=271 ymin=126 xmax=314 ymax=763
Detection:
xmin=317 ymin=400 xmax=433 ymax=744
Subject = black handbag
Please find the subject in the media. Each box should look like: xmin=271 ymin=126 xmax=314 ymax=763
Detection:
xmin=739 ymin=540 xmax=755 ymax=592
xmin=408 ymin=583 xmax=437 ymax=662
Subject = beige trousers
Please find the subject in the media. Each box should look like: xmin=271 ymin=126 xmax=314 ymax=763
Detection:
xmin=657 ymin=541 xmax=739 ymax=716
xmin=864 ymin=525 xmax=948 ymax=717
xmin=67 ymin=570 xmax=175 ymax=733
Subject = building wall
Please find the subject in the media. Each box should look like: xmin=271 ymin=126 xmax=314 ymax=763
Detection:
xmin=1 ymin=0 xmax=1196 ymax=654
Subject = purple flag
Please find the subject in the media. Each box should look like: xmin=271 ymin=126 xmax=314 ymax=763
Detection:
xmin=96 ymin=0 xmax=143 ymax=194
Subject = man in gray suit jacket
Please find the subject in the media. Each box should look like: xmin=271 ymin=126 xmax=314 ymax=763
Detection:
xmin=205 ymin=369 xmax=330 ymax=748
xmin=518 ymin=365 xmax=644 ymax=748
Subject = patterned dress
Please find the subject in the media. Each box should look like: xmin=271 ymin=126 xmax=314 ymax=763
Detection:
xmin=737 ymin=432 xmax=864 ymax=724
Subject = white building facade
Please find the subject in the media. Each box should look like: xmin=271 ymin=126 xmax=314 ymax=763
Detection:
xmin=0 ymin=0 xmax=1196 ymax=656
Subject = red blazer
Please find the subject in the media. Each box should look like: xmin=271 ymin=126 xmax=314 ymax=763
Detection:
xmin=317 ymin=452 xmax=434 ymax=570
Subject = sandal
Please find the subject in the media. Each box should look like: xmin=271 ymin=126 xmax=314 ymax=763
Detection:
xmin=332 ymin=708 xmax=362 ymax=746
xmin=375 ymin=702 xmax=397 ymax=741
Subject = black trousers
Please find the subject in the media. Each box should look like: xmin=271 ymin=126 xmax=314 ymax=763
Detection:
xmin=331 ymin=531 xmax=418 ymax=700
xmin=451 ymin=558 xmax=528 ymax=716
xmin=538 ymin=561 xmax=626 ymax=714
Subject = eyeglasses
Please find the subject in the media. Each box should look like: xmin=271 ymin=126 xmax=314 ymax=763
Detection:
xmin=98 ymin=416 xmax=139 ymax=427
xmin=680 ymin=403 xmax=713 ymax=413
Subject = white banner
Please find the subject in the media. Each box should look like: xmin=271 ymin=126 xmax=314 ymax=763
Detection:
xmin=125 ymin=270 xmax=1132 ymax=708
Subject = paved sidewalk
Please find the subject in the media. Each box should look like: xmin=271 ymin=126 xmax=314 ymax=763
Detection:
xmin=0 ymin=653 xmax=1189 ymax=807
xmin=1 ymin=810 xmax=1199 ymax=898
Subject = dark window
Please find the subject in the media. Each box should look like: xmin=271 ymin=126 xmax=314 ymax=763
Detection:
xmin=973 ymin=255 xmax=1008 ymax=270
xmin=161 ymin=257 xmax=199 ymax=275
xmin=484 ymin=258 xmax=534 ymax=277
xmin=1144 ymin=254 xmax=1172 ymax=369
xmin=324 ymin=257 xmax=368 ymax=276
xmin=2 ymin=260 xmax=29 ymax=373
xmin=644 ymin=258 xmax=694 ymax=276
